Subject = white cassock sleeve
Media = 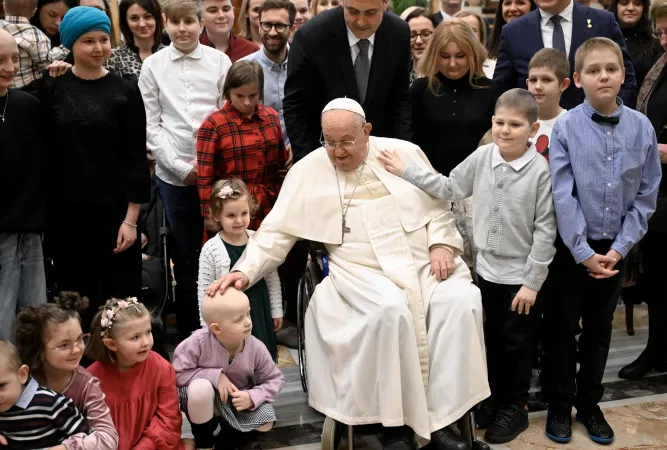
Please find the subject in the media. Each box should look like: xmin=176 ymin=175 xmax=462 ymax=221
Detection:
xmin=233 ymin=226 xmax=299 ymax=288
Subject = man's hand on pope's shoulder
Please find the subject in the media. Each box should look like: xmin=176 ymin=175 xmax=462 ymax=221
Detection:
xmin=378 ymin=150 xmax=405 ymax=177
xmin=429 ymin=246 xmax=455 ymax=282
xmin=205 ymin=272 xmax=250 ymax=296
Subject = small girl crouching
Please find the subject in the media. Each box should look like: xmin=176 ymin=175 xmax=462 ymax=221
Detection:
xmin=86 ymin=298 xmax=185 ymax=450
xmin=197 ymin=179 xmax=283 ymax=361
xmin=173 ymin=289 xmax=285 ymax=449
xmin=14 ymin=292 xmax=119 ymax=450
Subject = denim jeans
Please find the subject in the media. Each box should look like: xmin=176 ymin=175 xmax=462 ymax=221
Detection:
xmin=0 ymin=233 xmax=47 ymax=341
xmin=155 ymin=177 xmax=203 ymax=338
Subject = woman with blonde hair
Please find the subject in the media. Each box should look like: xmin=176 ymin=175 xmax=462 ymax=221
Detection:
xmin=237 ymin=0 xmax=263 ymax=45
xmin=309 ymin=0 xmax=340 ymax=15
xmin=411 ymin=18 xmax=498 ymax=175
xmin=453 ymin=10 xmax=496 ymax=78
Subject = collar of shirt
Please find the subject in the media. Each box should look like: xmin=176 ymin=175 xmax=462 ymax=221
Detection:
xmin=169 ymin=42 xmax=203 ymax=61
xmin=346 ymin=27 xmax=376 ymax=50
xmin=4 ymin=15 xmax=30 ymax=24
xmin=439 ymin=10 xmax=452 ymax=21
xmin=492 ymin=143 xmax=538 ymax=171
xmin=582 ymin=97 xmax=624 ymax=120
xmin=540 ymin=0 xmax=574 ymax=26
xmin=258 ymin=45 xmax=288 ymax=70
xmin=15 ymin=377 xmax=39 ymax=409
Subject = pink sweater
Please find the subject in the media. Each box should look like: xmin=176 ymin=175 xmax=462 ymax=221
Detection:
xmin=61 ymin=366 xmax=119 ymax=450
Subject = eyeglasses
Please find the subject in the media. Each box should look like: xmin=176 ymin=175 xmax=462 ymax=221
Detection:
xmin=410 ymin=30 xmax=433 ymax=42
xmin=320 ymin=128 xmax=365 ymax=150
xmin=259 ymin=21 xmax=291 ymax=32
xmin=653 ymin=29 xmax=667 ymax=39
xmin=46 ymin=334 xmax=90 ymax=353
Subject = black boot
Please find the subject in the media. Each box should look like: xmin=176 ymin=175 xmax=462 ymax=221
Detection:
xmin=191 ymin=418 xmax=220 ymax=448
xmin=378 ymin=426 xmax=414 ymax=450
xmin=430 ymin=427 xmax=470 ymax=450
xmin=619 ymin=298 xmax=667 ymax=380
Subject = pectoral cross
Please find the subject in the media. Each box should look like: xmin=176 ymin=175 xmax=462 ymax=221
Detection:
xmin=342 ymin=217 xmax=351 ymax=243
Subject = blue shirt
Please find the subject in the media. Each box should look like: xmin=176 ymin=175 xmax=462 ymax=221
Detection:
xmin=550 ymin=99 xmax=661 ymax=264
xmin=241 ymin=48 xmax=289 ymax=146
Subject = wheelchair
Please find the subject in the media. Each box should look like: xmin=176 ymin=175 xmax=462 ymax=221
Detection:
xmin=295 ymin=242 xmax=490 ymax=450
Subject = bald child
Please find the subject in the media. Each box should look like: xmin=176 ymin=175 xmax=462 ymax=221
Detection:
xmin=172 ymin=289 xmax=285 ymax=448
xmin=0 ymin=29 xmax=47 ymax=342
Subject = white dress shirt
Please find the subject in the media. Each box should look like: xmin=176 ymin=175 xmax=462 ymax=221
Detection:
xmin=539 ymin=0 xmax=574 ymax=57
xmin=347 ymin=27 xmax=376 ymax=65
xmin=139 ymin=43 xmax=232 ymax=186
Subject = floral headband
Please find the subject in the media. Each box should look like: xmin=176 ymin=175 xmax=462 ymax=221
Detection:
xmin=100 ymin=297 xmax=139 ymax=337
xmin=217 ymin=186 xmax=236 ymax=200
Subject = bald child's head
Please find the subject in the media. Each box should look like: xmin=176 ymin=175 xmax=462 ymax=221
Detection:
xmin=202 ymin=288 xmax=253 ymax=343
xmin=0 ymin=29 xmax=18 ymax=94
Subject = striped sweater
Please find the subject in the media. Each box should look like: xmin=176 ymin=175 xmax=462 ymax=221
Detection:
xmin=0 ymin=378 xmax=89 ymax=449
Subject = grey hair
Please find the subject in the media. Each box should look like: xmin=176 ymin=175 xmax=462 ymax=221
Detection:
xmin=494 ymin=88 xmax=539 ymax=124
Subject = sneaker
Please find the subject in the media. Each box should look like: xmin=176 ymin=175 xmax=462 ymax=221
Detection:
xmin=475 ymin=399 xmax=498 ymax=430
xmin=576 ymin=406 xmax=614 ymax=445
xmin=484 ymin=404 xmax=529 ymax=444
xmin=545 ymin=408 xmax=572 ymax=443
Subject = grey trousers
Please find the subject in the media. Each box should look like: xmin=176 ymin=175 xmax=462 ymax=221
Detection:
xmin=0 ymin=233 xmax=47 ymax=341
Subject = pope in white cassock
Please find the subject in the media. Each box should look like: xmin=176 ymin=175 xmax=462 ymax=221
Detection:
xmin=208 ymin=98 xmax=490 ymax=450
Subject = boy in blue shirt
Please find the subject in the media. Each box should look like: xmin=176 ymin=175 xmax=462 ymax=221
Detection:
xmin=544 ymin=37 xmax=661 ymax=445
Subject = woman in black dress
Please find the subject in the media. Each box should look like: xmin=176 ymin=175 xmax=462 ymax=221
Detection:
xmin=41 ymin=6 xmax=150 ymax=328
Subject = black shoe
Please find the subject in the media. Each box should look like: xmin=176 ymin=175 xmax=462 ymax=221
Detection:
xmin=576 ymin=406 xmax=614 ymax=445
xmin=619 ymin=351 xmax=661 ymax=380
xmin=191 ymin=418 xmax=220 ymax=448
xmin=474 ymin=399 xmax=498 ymax=430
xmin=430 ymin=427 xmax=470 ymax=450
xmin=545 ymin=408 xmax=572 ymax=443
xmin=484 ymin=404 xmax=529 ymax=444
xmin=378 ymin=426 xmax=414 ymax=450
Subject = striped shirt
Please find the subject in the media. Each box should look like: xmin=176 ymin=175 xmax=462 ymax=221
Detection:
xmin=0 ymin=16 xmax=51 ymax=89
xmin=0 ymin=378 xmax=89 ymax=449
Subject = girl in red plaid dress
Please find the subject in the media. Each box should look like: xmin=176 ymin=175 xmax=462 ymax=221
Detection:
xmin=196 ymin=60 xmax=288 ymax=235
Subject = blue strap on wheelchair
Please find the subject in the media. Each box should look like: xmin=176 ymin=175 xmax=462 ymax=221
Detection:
xmin=322 ymin=255 xmax=329 ymax=277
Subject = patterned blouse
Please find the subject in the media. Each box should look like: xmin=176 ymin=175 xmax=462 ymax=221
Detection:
xmin=196 ymin=102 xmax=287 ymax=230
xmin=107 ymin=43 xmax=166 ymax=77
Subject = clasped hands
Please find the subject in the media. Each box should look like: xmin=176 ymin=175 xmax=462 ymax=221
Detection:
xmin=218 ymin=373 xmax=254 ymax=411
xmin=582 ymin=249 xmax=622 ymax=279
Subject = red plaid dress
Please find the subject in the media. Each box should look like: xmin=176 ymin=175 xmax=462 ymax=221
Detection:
xmin=197 ymin=102 xmax=287 ymax=230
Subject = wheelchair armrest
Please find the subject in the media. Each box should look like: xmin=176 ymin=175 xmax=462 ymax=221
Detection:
xmin=307 ymin=241 xmax=329 ymax=259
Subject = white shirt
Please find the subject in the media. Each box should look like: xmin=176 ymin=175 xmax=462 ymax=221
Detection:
xmin=476 ymin=145 xmax=539 ymax=286
xmin=347 ymin=27 xmax=376 ymax=65
xmin=139 ymin=43 xmax=232 ymax=186
xmin=539 ymin=0 xmax=574 ymax=57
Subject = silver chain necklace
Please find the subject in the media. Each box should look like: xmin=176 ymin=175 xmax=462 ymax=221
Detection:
xmin=0 ymin=90 xmax=8 ymax=123
xmin=334 ymin=148 xmax=369 ymax=244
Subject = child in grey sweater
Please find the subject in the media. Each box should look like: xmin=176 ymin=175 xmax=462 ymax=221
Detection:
xmin=378 ymin=88 xmax=557 ymax=445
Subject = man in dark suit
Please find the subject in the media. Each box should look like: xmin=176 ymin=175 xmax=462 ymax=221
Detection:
xmin=283 ymin=0 xmax=412 ymax=161
xmin=493 ymin=0 xmax=636 ymax=109
xmin=431 ymin=0 xmax=462 ymax=24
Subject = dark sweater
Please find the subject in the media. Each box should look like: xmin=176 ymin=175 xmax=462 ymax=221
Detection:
xmin=411 ymin=72 xmax=498 ymax=175
xmin=39 ymin=71 xmax=151 ymax=207
xmin=0 ymin=89 xmax=46 ymax=232
xmin=622 ymin=24 xmax=664 ymax=89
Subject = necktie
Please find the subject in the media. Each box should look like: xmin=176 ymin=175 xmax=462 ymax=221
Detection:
xmin=550 ymin=15 xmax=567 ymax=55
xmin=591 ymin=113 xmax=620 ymax=125
xmin=354 ymin=39 xmax=371 ymax=105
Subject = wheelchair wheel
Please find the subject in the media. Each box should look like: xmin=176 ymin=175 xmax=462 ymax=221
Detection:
xmin=321 ymin=417 xmax=343 ymax=450
xmin=297 ymin=261 xmax=318 ymax=393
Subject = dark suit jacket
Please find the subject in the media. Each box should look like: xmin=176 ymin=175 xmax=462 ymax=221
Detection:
xmin=493 ymin=2 xmax=637 ymax=109
xmin=283 ymin=7 xmax=412 ymax=161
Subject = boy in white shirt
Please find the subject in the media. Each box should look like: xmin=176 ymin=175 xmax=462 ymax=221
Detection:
xmin=526 ymin=48 xmax=571 ymax=162
xmin=139 ymin=0 xmax=232 ymax=339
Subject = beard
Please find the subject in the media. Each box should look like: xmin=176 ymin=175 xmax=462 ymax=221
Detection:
xmin=262 ymin=33 xmax=288 ymax=54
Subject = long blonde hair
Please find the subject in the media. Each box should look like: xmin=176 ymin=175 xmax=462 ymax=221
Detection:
xmin=238 ymin=0 xmax=255 ymax=39
xmin=418 ymin=19 xmax=488 ymax=94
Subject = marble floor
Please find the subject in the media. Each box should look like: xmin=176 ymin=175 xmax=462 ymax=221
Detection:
xmin=174 ymin=305 xmax=667 ymax=450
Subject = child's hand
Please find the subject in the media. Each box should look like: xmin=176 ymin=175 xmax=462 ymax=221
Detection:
xmin=377 ymin=150 xmax=406 ymax=177
xmin=181 ymin=438 xmax=196 ymax=450
xmin=583 ymin=253 xmax=619 ymax=279
xmin=0 ymin=434 xmax=7 ymax=446
xmin=231 ymin=390 xmax=254 ymax=411
xmin=217 ymin=373 xmax=238 ymax=403
xmin=47 ymin=60 xmax=72 ymax=77
xmin=273 ymin=318 xmax=283 ymax=331
xmin=511 ymin=286 xmax=537 ymax=315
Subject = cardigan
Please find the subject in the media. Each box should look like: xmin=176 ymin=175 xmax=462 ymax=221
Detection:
xmin=402 ymin=143 xmax=557 ymax=290
xmin=197 ymin=230 xmax=282 ymax=327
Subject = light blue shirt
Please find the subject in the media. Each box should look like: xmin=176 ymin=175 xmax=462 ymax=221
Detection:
xmin=241 ymin=48 xmax=289 ymax=146
xmin=550 ymin=99 xmax=661 ymax=264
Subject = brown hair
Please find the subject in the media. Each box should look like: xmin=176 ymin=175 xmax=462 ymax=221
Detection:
xmin=209 ymin=178 xmax=259 ymax=219
xmin=528 ymin=48 xmax=570 ymax=83
xmin=649 ymin=0 xmax=667 ymax=20
xmin=453 ymin=10 xmax=487 ymax=46
xmin=87 ymin=298 xmax=151 ymax=365
xmin=238 ymin=0 xmax=256 ymax=39
xmin=419 ymin=19 xmax=489 ymax=93
xmin=259 ymin=0 xmax=296 ymax=24
xmin=119 ymin=0 xmax=163 ymax=47
xmin=162 ymin=0 xmax=201 ymax=21
xmin=4 ymin=0 xmax=39 ymax=15
xmin=0 ymin=340 xmax=23 ymax=373
xmin=223 ymin=60 xmax=264 ymax=102
xmin=15 ymin=292 xmax=88 ymax=377
xmin=494 ymin=88 xmax=539 ymax=124
xmin=478 ymin=128 xmax=493 ymax=146
xmin=404 ymin=6 xmax=436 ymax=25
xmin=574 ymin=37 xmax=623 ymax=74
